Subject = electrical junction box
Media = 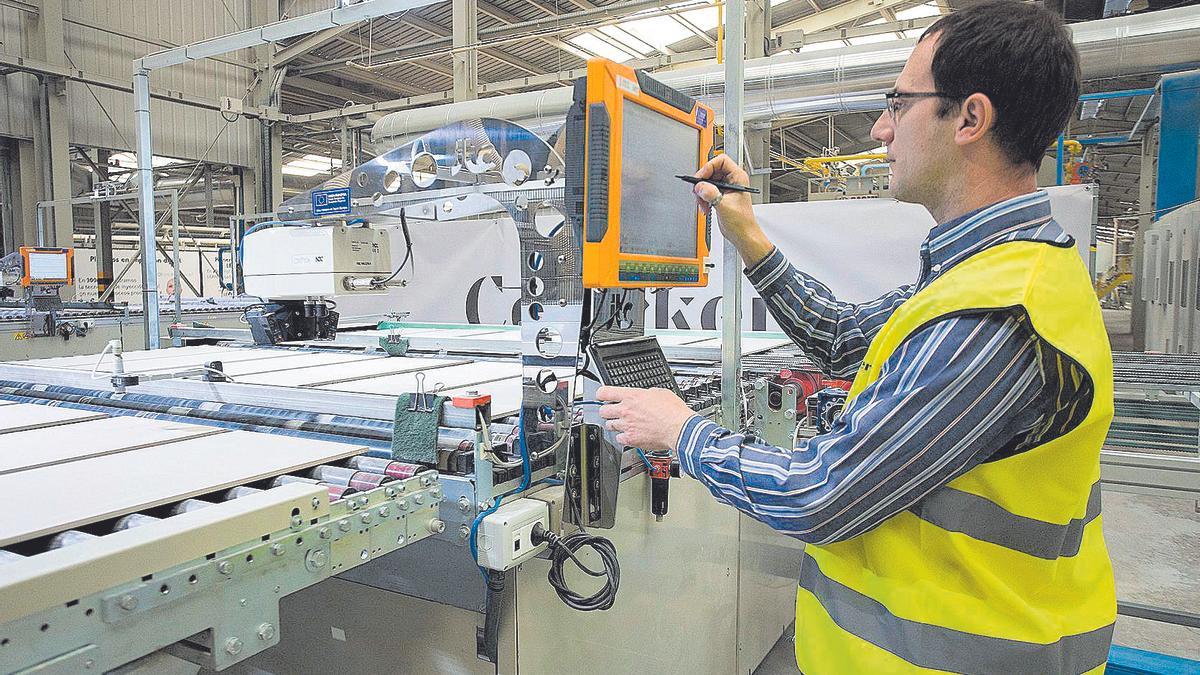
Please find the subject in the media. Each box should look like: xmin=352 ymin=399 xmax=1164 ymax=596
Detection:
xmin=476 ymin=498 xmax=549 ymax=572
xmin=219 ymin=96 xmax=244 ymax=115
xmin=243 ymin=225 xmax=391 ymax=300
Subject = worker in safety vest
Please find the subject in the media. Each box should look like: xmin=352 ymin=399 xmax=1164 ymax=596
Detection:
xmin=597 ymin=1 xmax=1116 ymax=672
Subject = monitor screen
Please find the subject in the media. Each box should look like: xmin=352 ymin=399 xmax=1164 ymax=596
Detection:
xmin=618 ymin=101 xmax=700 ymax=259
xmin=27 ymin=251 xmax=68 ymax=281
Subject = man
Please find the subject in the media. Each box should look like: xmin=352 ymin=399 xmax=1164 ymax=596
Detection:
xmin=597 ymin=2 xmax=1117 ymax=672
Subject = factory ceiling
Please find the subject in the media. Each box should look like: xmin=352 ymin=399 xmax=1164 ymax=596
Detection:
xmin=272 ymin=0 xmax=1200 ymax=221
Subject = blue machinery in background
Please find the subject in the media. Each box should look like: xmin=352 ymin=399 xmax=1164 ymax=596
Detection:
xmin=1108 ymin=645 xmax=1200 ymax=674
xmin=1056 ymin=87 xmax=1157 ymax=185
xmin=1156 ymin=70 xmax=1200 ymax=220
xmin=1055 ymin=70 xmax=1200 ymax=225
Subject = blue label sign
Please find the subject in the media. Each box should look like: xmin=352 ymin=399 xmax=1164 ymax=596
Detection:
xmin=696 ymin=107 xmax=709 ymax=129
xmin=312 ymin=187 xmax=352 ymax=216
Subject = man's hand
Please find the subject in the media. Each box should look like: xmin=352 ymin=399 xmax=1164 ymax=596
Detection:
xmin=596 ymin=386 xmax=696 ymax=451
xmin=693 ymin=155 xmax=774 ymax=267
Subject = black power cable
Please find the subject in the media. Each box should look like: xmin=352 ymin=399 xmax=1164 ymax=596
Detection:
xmin=372 ymin=208 xmax=415 ymax=287
xmin=476 ymin=569 xmax=505 ymax=663
xmin=532 ymin=523 xmax=620 ymax=611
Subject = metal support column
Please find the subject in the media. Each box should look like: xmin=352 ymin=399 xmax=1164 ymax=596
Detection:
xmin=721 ymin=0 xmax=745 ymax=428
xmin=745 ymin=0 xmax=771 ymax=201
xmin=1132 ymin=124 xmax=1159 ymax=351
xmin=15 ymin=141 xmax=39 ymax=249
xmin=0 ymin=142 xmax=14 ymax=255
xmin=95 ymin=149 xmax=115 ymax=298
xmin=339 ymin=121 xmax=354 ymax=169
xmin=204 ymin=163 xmax=215 ymax=240
xmin=170 ymin=191 xmax=182 ymax=345
xmin=25 ymin=0 xmax=74 ymax=256
xmin=133 ymin=68 xmax=161 ymax=349
xmin=252 ymin=1 xmax=284 ymax=214
xmin=452 ymin=0 xmax=479 ymax=102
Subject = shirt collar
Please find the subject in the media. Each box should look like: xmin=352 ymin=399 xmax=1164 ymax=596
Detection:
xmin=923 ymin=191 xmax=1053 ymax=270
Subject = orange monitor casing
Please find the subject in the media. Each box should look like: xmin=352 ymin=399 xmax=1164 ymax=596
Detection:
xmin=566 ymin=58 xmax=714 ymax=289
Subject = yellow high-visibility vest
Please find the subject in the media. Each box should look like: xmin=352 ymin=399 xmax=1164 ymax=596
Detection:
xmin=795 ymin=239 xmax=1117 ymax=674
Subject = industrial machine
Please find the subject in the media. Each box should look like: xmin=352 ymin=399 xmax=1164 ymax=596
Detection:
xmin=0 ymin=59 xmax=808 ymax=674
xmin=242 ymin=224 xmax=392 ymax=344
xmin=0 ymin=237 xmax=257 ymax=361
xmin=0 ymin=247 xmax=79 ymax=341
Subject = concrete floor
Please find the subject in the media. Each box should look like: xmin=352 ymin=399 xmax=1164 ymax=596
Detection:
xmin=1105 ymin=308 xmax=1136 ymax=352
xmin=753 ymin=492 xmax=1200 ymax=674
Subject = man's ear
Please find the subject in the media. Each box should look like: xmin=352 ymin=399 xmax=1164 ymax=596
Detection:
xmin=955 ymin=92 xmax=995 ymax=147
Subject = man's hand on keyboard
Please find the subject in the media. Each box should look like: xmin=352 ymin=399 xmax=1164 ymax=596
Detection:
xmin=596 ymin=385 xmax=695 ymax=451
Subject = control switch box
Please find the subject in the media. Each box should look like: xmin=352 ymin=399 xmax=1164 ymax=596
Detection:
xmin=476 ymin=498 xmax=549 ymax=571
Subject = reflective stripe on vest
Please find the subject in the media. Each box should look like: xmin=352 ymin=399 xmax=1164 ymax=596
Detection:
xmin=909 ymin=481 xmax=1102 ymax=560
xmin=799 ymin=551 xmax=1115 ymax=674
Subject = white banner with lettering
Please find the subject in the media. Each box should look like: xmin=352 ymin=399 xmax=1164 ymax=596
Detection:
xmin=72 ymin=248 xmax=227 ymax=304
xmin=335 ymin=185 xmax=1096 ymax=331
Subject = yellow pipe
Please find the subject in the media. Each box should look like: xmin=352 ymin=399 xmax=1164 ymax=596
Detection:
xmin=800 ymin=153 xmax=887 ymax=176
xmin=770 ymin=152 xmax=808 ymax=171
xmin=716 ymin=0 xmax=724 ymax=64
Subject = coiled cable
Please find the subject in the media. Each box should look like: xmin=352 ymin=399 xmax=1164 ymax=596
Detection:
xmin=532 ymin=523 xmax=619 ymax=612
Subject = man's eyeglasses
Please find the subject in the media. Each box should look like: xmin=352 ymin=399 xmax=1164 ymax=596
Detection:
xmin=884 ymin=90 xmax=961 ymax=119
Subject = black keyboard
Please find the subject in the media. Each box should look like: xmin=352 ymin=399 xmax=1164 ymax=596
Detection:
xmin=589 ymin=336 xmax=681 ymax=395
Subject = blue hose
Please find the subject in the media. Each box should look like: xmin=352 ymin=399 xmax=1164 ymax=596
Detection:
xmin=635 ymin=448 xmax=653 ymax=471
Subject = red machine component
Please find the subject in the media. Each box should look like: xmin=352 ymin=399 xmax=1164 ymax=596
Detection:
xmin=771 ymin=368 xmax=852 ymax=415
xmin=647 ymin=451 xmax=673 ymax=522
xmin=452 ymin=392 xmax=492 ymax=409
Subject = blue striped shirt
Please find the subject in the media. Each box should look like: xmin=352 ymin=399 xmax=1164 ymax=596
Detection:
xmin=676 ymin=191 xmax=1092 ymax=544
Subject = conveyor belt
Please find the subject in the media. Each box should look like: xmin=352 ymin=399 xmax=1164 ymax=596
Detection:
xmin=0 ymin=297 xmax=260 ymax=323
xmin=1113 ymin=351 xmax=1200 ymax=389
xmin=0 ymin=428 xmax=369 ymax=547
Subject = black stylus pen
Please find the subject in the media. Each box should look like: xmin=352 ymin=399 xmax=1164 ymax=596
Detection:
xmin=675 ymin=174 xmax=761 ymax=194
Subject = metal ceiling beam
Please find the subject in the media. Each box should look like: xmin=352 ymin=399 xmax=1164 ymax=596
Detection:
xmin=293 ymin=0 xmax=673 ymax=76
xmin=137 ymin=0 xmax=427 ymax=69
xmin=878 ymin=7 xmax=905 ymax=39
xmin=672 ymin=13 xmax=717 ymax=47
xmin=549 ymin=0 xmax=670 ymax=58
xmin=401 ymin=12 xmax=544 ymax=76
xmin=785 ymin=16 xmax=939 ymax=47
xmin=338 ymin=63 xmax=430 ymax=95
xmin=275 ymin=22 xmax=363 ymax=66
xmin=479 ymin=0 xmax=594 ymax=64
xmin=475 ymin=47 xmax=715 ymax=94
xmin=286 ymin=46 xmax=716 ymax=126
xmin=772 ymin=0 xmax=912 ymax=36
xmin=288 ymin=75 xmax=376 ymax=102
xmin=280 ymin=39 xmax=434 ymax=101
xmin=332 ymin=32 xmax=455 ymax=81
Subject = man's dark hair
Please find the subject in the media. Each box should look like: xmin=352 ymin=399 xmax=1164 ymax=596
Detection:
xmin=921 ymin=1 xmax=1081 ymax=170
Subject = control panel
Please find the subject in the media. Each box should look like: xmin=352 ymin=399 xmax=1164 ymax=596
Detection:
xmin=617 ymin=260 xmax=701 ymax=284
xmin=588 ymin=335 xmax=681 ymax=395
